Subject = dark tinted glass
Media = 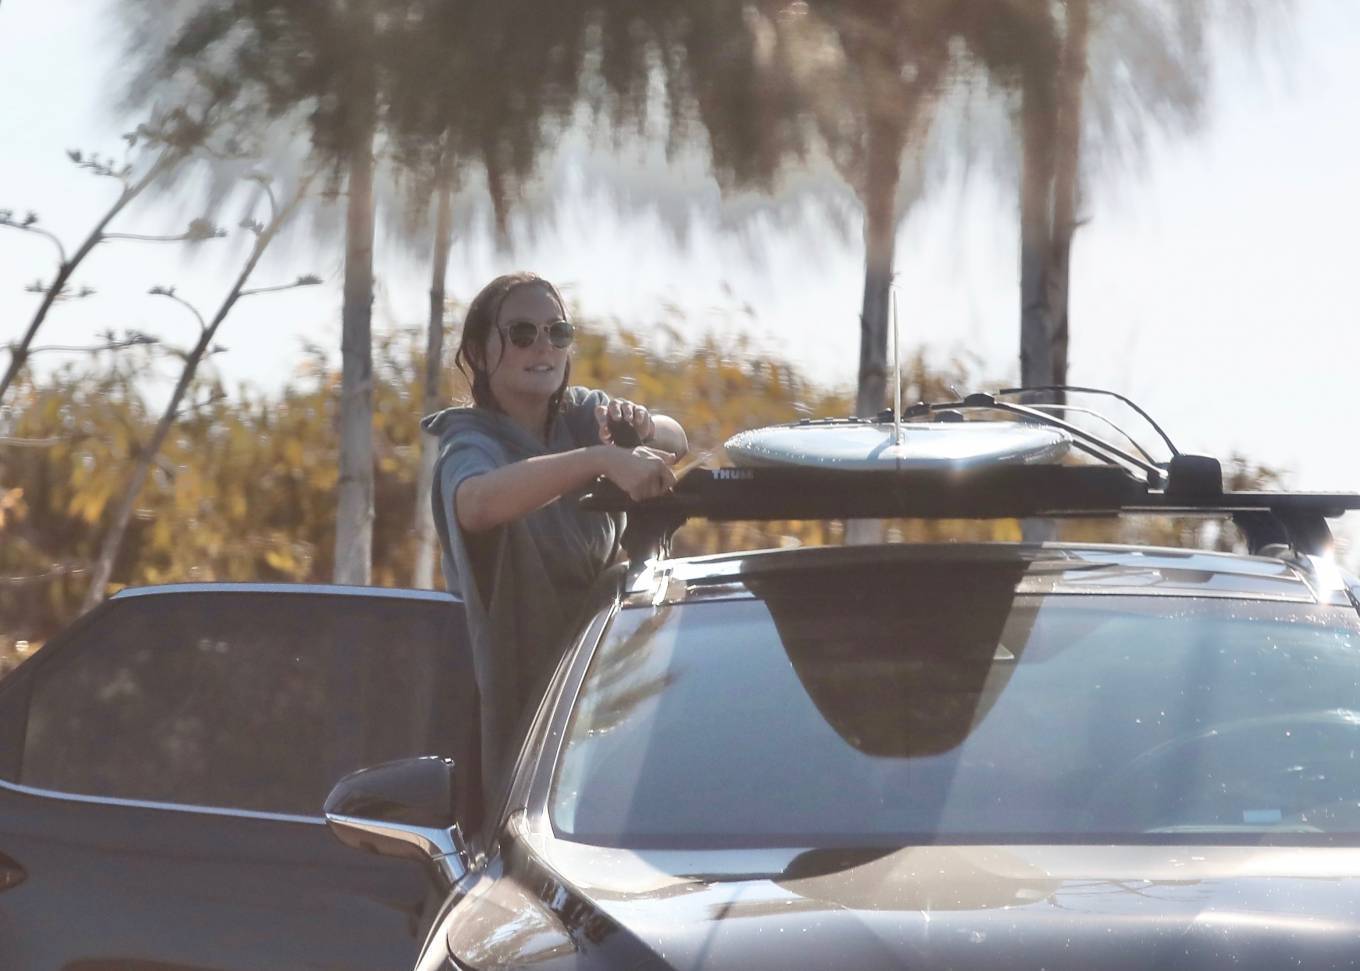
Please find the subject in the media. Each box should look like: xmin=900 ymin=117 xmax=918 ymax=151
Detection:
xmin=552 ymin=565 xmax=1360 ymax=847
xmin=21 ymin=593 xmax=470 ymax=816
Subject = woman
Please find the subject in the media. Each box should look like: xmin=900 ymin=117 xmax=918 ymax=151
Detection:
xmin=422 ymin=271 xmax=687 ymax=811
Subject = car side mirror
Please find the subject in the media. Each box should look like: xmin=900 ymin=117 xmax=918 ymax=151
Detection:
xmin=324 ymin=756 xmax=473 ymax=887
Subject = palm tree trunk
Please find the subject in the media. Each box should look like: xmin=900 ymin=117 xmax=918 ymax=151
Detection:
xmin=1017 ymin=32 xmax=1062 ymax=545
xmin=333 ymin=71 xmax=378 ymax=586
xmin=847 ymin=114 xmax=903 ymax=547
xmin=1019 ymin=60 xmax=1058 ymax=392
xmin=854 ymin=118 xmax=903 ymax=420
xmin=413 ymin=166 xmax=455 ymax=589
xmin=1046 ymin=0 xmax=1090 ymax=396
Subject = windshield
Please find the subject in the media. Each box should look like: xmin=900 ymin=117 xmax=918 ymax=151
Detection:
xmin=551 ymin=565 xmax=1360 ymax=848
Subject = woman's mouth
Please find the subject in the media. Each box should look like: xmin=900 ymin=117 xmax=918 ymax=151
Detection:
xmin=526 ymin=364 xmax=555 ymax=373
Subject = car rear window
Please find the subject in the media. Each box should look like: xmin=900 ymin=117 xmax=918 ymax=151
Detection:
xmin=20 ymin=593 xmax=470 ymax=816
xmin=551 ymin=563 xmax=1360 ymax=847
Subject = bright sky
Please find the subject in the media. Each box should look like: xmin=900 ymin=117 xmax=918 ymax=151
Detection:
xmin=3 ymin=0 xmax=1359 ymax=559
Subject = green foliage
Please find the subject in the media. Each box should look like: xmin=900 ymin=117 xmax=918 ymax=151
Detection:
xmin=0 ymin=318 xmax=818 ymax=643
xmin=0 ymin=313 xmax=1287 ymax=663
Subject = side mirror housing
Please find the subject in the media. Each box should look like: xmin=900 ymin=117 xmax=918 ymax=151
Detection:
xmin=324 ymin=756 xmax=472 ymax=887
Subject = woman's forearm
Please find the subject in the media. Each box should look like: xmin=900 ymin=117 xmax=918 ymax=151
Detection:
xmin=455 ymin=447 xmax=607 ymax=534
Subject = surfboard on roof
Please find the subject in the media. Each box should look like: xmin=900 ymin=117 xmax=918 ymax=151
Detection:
xmin=723 ymin=420 xmax=1071 ymax=471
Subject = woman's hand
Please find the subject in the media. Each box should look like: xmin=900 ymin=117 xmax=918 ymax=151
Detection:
xmin=595 ymin=399 xmax=655 ymax=446
xmin=597 ymin=444 xmax=677 ymax=501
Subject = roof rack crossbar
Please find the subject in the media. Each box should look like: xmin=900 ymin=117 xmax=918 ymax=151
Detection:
xmin=583 ymin=468 xmax=1360 ymax=559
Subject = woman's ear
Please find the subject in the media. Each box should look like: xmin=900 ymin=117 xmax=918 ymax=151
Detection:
xmin=469 ymin=333 xmax=500 ymax=374
xmin=481 ymin=332 xmax=505 ymax=374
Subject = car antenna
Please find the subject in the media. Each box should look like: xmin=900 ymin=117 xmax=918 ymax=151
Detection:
xmin=891 ymin=275 xmax=902 ymax=446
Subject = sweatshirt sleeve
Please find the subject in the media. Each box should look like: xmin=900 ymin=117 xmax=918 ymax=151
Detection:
xmin=439 ymin=433 xmax=500 ymax=506
xmin=432 ymin=432 xmax=504 ymax=601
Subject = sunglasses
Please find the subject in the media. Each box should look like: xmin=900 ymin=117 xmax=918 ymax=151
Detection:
xmin=499 ymin=319 xmax=575 ymax=349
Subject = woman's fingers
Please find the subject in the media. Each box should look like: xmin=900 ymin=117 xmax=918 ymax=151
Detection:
xmin=637 ymin=446 xmax=676 ymax=464
xmin=613 ymin=399 xmax=644 ymax=423
xmin=601 ymin=398 xmax=656 ymax=445
xmin=648 ymin=452 xmax=676 ymax=498
xmin=595 ymin=403 xmax=612 ymax=443
xmin=611 ymin=446 xmax=678 ymax=501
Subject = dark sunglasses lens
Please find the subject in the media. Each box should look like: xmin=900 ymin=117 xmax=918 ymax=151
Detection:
xmin=548 ymin=321 xmax=575 ymax=348
xmin=506 ymin=322 xmax=539 ymax=348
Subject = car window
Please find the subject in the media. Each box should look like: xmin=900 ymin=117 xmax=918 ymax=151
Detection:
xmin=19 ymin=593 xmax=470 ymax=816
xmin=552 ymin=564 xmax=1360 ymax=848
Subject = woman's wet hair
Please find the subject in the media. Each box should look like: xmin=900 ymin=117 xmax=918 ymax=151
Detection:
xmin=455 ymin=272 xmax=572 ymax=435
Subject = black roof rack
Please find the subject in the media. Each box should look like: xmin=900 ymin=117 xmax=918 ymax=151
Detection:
xmin=581 ymin=465 xmax=1360 ymax=560
xmin=580 ymin=386 xmax=1360 ymax=562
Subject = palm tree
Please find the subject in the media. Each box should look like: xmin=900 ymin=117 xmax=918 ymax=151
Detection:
xmin=769 ymin=2 xmax=958 ymax=418
xmin=958 ymin=0 xmax=1271 ymax=392
xmin=385 ymin=0 xmax=595 ymax=585
xmin=114 ymin=0 xmax=399 ymax=583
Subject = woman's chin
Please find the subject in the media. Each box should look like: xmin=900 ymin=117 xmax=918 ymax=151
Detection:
xmin=500 ymin=373 xmax=563 ymax=398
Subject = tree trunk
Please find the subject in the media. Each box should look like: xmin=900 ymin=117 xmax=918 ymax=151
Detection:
xmin=333 ymin=66 xmax=378 ymax=586
xmin=82 ymin=327 xmax=216 ymax=611
xmin=1046 ymin=0 xmax=1090 ymax=396
xmin=413 ymin=166 xmax=455 ymax=589
xmin=1017 ymin=24 xmax=1063 ymax=546
xmin=847 ymin=113 xmax=903 ymax=547
xmin=1018 ymin=59 xmax=1058 ymax=392
xmin=83 ymin=180 xmax=308 ymax=610
xmin=854 ymin=118 xmax=903 ymax=421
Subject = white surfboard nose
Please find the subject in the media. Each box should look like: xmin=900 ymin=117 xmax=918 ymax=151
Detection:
xmin=724 ymin=421 xmax=1071 ymax=471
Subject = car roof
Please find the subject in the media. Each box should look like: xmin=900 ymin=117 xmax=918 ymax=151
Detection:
xmin=110 ymin=581 xmax=461 ymax=604
xmin=628 ymin=542 xmax=1356 ymax=609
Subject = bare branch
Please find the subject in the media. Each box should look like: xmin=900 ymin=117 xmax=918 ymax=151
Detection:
xmin=0 ymin=211 xmax=70 ymax=265
xmin=24 ymin=281 xmax=95 ymax=301
xmin=149 ymin=286 xmax=208 ymax=332
xmin=247 ymin=172 xmax=278 ymax=221
xmin=27 ymin=334 xmax=159 ymax=356
xmin=82 ymin=169 xmax=316 ymax=609
xmin=103 ymin=218 xmax=227 ymax=244
xmin=68 ymin=149 xmax=132 ymax=183
xmin=0 ymin=217 xmax=69 ymax=262
xmin=0 ymin=562 xmax=88 ymax=586
xmin=0 ymin=435 xmax=74 ymax=448
xmin=239 ymin=274 xmax=324 ymax=298
xmin=172 ymin=388 xmax=230 ymax=422
xmin=1 ymin=123 xmax=201 ymax=405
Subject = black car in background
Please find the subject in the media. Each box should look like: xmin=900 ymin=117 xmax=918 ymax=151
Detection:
xmin=0 ymin=584 xmax=476 ymax=970
xmin=7 ymin=405 xmax=1360 ymax=970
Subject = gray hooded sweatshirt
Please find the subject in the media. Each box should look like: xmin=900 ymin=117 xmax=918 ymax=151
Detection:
xmin=421 ymin=386 xmax=617 ymax=802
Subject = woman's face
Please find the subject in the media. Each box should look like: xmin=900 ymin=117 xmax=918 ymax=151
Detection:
xmin=483 ymin=283 xmax=570 ymax=406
